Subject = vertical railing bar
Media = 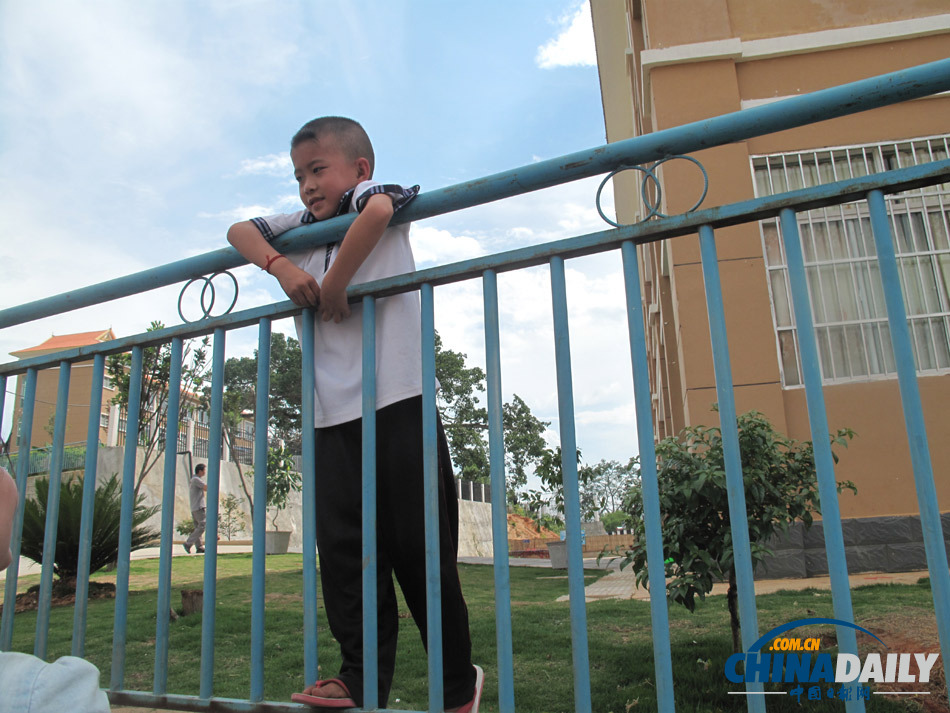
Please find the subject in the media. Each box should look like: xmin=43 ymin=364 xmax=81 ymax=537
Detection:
xmin=482 ymin=269 xmax=516 ymax=713
xmin=301 ymin=308 xmax=319 ymax=687
xmin=620 ymin=242 xmax=676 ymax=713
xmin=548 ymin=256 xmax=592 ymax=713
xmin=199 ymin=328 xmax=226 ymax=699
xmin=111 ymin=346 xmax=144 ymax=690
xmin=362 ymin=295 xmax=380 ymax=711
xmin=420 ymin=282 xmax=444 ymax=713
xmin=867 ymin=191 xmax=950 ymax=702
xmin=1 ymin=368 xmax=36 ymax=649
xmin=696 ymin=226 xmax=765 ymax=712
xmin=779 ymin=209 xmax=865 ymax=712
xmin=73 ymin=353 xmax=105 ymax=656
xmin=251 ymin=317 xmax=272 ymax=702
xmin=34 ymin=361 xmax=71 ymax=659
xmin=154 ymin=338 xmax=183 ymax=694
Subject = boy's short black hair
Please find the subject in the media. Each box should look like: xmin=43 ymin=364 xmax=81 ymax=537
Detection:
xmin=291 ymin=117 xmax=375 ymax=175
xmin=195 ymin=463 xmax=206 ymax=474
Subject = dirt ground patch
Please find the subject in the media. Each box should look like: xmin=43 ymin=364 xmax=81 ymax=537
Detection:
xmin=854 ymin=614 xmax=948 ymax=713
xmin=804 ymin=611 xmax=947 ymax=712
xmin=507 ymin=513 xmax=558 ymax=540
xmin=0 ymin=580 xmax=116 ymax=615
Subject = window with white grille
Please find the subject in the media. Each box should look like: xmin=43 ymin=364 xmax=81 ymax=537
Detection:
xmin=753 ymin=136 xmax=950 ymax=387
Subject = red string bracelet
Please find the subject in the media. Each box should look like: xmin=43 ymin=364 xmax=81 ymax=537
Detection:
xmin=262 ymin=254 xmax=287 ymax=274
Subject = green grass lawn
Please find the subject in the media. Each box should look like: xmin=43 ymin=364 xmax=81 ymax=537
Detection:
xmin=3 ymin=555 xmax=941 ymax=712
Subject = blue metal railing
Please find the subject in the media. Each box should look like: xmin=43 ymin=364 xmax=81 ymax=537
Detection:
xmin=0 ymin=58 xmax=948 ymax=713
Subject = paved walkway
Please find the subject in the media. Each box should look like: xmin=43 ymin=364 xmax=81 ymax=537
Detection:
xmin=561 ymin=563 xmax=931 ymax=602
xmin=460 ymin=555 xmax=931 ymax=603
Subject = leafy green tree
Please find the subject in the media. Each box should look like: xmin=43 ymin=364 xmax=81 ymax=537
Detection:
xmin=600 ymin=510 xmax=630 ymax=534
xmin=220 ymin=329 xmax=552 ymax=507
xmin=220 ymin=333 xmax=304 ymax=513
xmin=434 ymin=332 xmax=489 ymax=482
xmin=502 ymin=395 xmax=548 ymax=503
xmin=19 ymin=474 xmax=160 ymax=588
xmin=524 ymin=446 xmax=598 ymax=526
xmin=222 ymin=333 xmax=303 ymax=453
xmin=579 ymin=457 xmax=639 ymax=515
xmin=108 ymin=321 xmax=210 ymax=499
xmin=621 ymin=410 xmax=856 ymax=652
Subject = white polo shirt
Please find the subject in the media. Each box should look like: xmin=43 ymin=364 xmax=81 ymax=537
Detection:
xmin=252 ymin=181 xmax=423 ymax=428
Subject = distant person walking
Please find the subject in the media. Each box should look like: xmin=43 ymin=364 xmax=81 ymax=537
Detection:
xmin=183 ymin=463 xmax=207 ymax=554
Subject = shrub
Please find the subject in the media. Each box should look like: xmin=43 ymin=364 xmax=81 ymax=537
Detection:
xmin=19 ymin=473 xmax=160 ymax=585
xmin=176 ymin=518 xmax=195 ymax=537
xmin=621 ymin=410 xmax=855 ymax=652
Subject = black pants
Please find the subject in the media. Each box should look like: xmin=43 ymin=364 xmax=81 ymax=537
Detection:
xmin=314 ymin=396 xmax=475 ymax=709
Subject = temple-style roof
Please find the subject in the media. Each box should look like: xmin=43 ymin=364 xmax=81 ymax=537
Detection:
xmin=10 ymin=329 xmax=116 ymax=358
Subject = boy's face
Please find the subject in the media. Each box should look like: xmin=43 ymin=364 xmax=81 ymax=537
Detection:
xmin=292 ymin=137 xmax=370 ymax=221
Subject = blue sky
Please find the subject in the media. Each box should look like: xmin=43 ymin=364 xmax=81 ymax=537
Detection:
xmin=1 ymin=1 xmax=638 ymax=471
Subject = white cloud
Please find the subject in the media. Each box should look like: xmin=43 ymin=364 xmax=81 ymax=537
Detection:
xmin=235 ymin=154 xmax=294 ymax=177
xmin=410 ymin=226 xmax=486 ymax=267
xmin=536 ymin=2 xmax=597 ymax=69
xmin=199 ymin=194 xmax=301 ymax=223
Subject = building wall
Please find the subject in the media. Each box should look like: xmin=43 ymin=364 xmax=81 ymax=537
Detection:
xmin=8 ymin=362 xmax=115 ymax=451
xmin=592 ymin=0 xmax=950 ymax=518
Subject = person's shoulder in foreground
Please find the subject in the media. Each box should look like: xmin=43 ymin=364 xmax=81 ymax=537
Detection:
xmin=0 ymin=467 xmax=110 ymax=713
xmin=0 ymin=652 xmax=110 ymax=713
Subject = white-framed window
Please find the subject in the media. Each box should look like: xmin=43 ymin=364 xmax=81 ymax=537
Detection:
xmin=100 ymin=411 xmax=109 ymax=429
xmin=752 ymin=135 xmax=950 ymax=387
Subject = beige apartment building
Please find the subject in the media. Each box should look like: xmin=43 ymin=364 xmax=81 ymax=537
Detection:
xmin=591 ymin=0 xmax=950 ymax=524
xmin=7 ymin=329 xmax=119 ymax=450
xmin=7 ymin=329 xmax=255 ymax=467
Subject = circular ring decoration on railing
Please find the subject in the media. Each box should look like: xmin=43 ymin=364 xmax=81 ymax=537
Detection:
xmin=595 ymin=155 xmax=709 ymax=227
xmin=177 ymin=271 xmax=239 ymax=324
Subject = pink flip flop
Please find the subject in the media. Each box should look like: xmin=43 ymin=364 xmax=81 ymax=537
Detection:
xmin=453 ymin=664 xmax=484 ymax=713
xmin=291 ymin=678 xmax=357 ymax=709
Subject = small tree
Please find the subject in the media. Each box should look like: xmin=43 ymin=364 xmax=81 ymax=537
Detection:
xmin=621 ymin=410 xmax=856 ymax=653
xmin=219 ymin=494 xmax=247 ymax=540
xmin=19 ymin=474 xmax=160 ymax=588
xmin=249 ymin=444 xmax=302 ymax=530
xmin=108 ymin=321 xmax=210 ymax=500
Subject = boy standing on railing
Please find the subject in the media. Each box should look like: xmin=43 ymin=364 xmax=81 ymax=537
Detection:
xmin=227 ymin=117 xmax=482 ymax=712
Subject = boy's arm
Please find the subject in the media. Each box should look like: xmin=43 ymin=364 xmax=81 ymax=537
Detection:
xmin=227 ymin=221 xmax=320 ymax=306
xmin=319 ymin=193 xmax=395 ymax=323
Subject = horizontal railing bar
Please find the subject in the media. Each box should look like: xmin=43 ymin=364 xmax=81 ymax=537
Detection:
xmin=107 ymin=690 xmax=415 ymax=713
xmin=2 ymin=58 xmax=948 ymax=331
xmin=1 ymin=159 xmax=947 ymax=379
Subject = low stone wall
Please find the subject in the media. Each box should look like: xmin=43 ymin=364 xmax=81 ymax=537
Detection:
xmin=457 ymin=500 xmax=493 ymax=557
xmin=755 ymin=513 xmax=950 ymax=580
